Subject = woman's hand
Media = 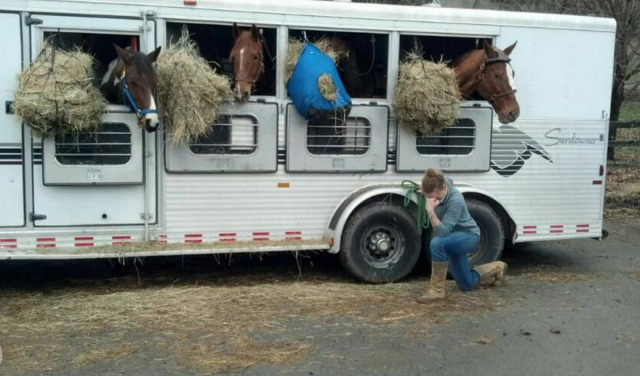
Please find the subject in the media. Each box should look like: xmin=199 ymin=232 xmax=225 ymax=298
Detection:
xmin=426 ymin=198 xmax=440 ymax=215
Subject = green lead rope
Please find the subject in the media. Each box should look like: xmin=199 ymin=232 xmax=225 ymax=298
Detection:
xmin=402 ymin=180 xmax=430 ymax=235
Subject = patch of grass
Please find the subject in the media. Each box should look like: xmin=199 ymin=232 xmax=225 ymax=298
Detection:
xmin=605 ymin=167 xmax=640 ymax=218
xmin=619 ymin=100 xmax=640 ymax=122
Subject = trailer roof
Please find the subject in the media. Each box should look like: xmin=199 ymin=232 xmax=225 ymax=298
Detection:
xmin=4 ymin=0 xmax=617 ymax=32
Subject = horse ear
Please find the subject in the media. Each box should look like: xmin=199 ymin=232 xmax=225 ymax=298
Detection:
xmin=251 ymin=24 xmax=260 ymax=40
xmin=147 ymin=46 xmax=162 ymax=63
xmin=482 ymin=40 xmax=495 ymax=56
xmin=504 ymin=41 xmax=518 ymax=56
xmin=232 ymin=22 xmax=241 ymax=39
xmin=114 ymin=43 xmax=132 ymax=64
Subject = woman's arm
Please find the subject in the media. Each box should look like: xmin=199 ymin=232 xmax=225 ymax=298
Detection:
xmin=428 ymin=199 xmax=464 ymax=238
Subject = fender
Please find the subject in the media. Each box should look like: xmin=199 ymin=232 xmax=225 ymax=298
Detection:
xmin=325 ymin=182 xmax=517 ymax=253
xmin=325 ymin=183 xmax=421 ymax=253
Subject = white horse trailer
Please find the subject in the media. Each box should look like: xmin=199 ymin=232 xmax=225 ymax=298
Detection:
xmin=0 ymin=0 xmax=615 ymax=282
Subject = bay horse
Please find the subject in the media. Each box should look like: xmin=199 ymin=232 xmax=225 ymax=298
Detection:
xmin=230 ymin=23 xmax=264 ymax=102
xmin=100 ymin=44 xmax=162 ymax=132
xmin=452 ymin=41 xmax=519 ymax=124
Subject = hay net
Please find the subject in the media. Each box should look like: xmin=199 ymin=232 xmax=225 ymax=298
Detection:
xmin=286 ymin=37 xmax=348 ymax=83
xmin=13 ymin=37 xmax=107 ymax=137
xmin=394 ymin=51 xmax=461 ymax=136
xmin=156 ymin=29 xmax=233 ymax=145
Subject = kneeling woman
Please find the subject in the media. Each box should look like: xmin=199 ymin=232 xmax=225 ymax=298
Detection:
xmin=417 ymin=169 xmax=507 ymax=304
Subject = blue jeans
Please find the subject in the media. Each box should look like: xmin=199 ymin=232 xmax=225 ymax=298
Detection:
xmin=430 ymin=232 xmax=481 ymax=291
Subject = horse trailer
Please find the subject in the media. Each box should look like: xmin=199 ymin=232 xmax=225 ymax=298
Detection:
xmin=0 ymin=0 xmax=616 ymax=282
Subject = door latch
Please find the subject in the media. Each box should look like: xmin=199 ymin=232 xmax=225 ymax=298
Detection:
xmin=25 ymin=16 xmax=43 ymax=26
xmin=29 ymin=213 xmax=47 ymax=221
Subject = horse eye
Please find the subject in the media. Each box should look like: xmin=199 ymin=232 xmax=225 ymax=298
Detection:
xmin=253 ymin=55 xmax=258 ymax=60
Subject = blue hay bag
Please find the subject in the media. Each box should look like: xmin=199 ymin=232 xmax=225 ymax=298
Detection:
xmin=287 ymin=43 xmax=351 ymax=120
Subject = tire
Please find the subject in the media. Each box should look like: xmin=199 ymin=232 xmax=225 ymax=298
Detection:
xmin=339 ymin=202 xmax=421 ymax=283
xmin=465 ymin=199 xmax=505 ymax=266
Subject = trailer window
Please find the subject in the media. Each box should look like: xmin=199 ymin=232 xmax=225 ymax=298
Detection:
xmin=189 ymin=115 xmax=258 ymax=155
xmin=43 ymin=31 xmax=140 ymax=104
xmin=416 ymin=119 xmax=475 ymax=156
xmin=395 ymin=107 xmax=493 ymax=173
xmin=307 ymin=116 xmax=371 ymax=156
xmin=286 ymin=104 xmax=388 ymax=172
xmin=166 ymin=22 xmax=277 ymax=97
xmin=288 ymin=30 xmax=388 ymax=99
xmin=54 ymin=123 xmax=131 ymax=165
xmin=165 ymin=102 xmax=278 ymax=173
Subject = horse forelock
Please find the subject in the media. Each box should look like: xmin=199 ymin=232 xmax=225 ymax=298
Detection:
xmin=129 ymin=52 xmax=157 ymax=83
xmin=232 ymin=31 xmax=262 ymax=53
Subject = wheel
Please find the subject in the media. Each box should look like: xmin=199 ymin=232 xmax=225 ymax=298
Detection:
xmin=339 ymin=202 xmax=421 ymax=283
xmin=465 ymin=199 xmax=505 ymax=266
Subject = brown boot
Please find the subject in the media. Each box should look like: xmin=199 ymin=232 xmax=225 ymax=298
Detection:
xmin=416 ymin=261 xmax=448 ymax=304
xmin=474 ymin=261 xmax=508 ymax=286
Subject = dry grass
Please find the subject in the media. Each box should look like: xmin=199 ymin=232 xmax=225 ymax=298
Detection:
xmin=13 ymin=40 xmax=107 ymax=137
xmin=472 ymin=335 xmax=493 ymax=346
xmin=605 ymin=167 xmax=640 ymax=218
xmin=628 ymin=271 xmax=640 ymax=282
xmin=156 ymin=30 xmax=233 ymax=144
xmin=394 ymin=52 xmax=461 ymax=136
xmin=286 ymin=37 xmax=348 ymax=82
xmin=0 ymin=274 xmax=501 ymax=374
xmin=70 ymin=342 xmax=136 ymax=367
xmin=525 ymin=273 xmax=592 ymax=283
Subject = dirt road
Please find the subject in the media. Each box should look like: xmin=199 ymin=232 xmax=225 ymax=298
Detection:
xmin=1 ymin=218 xmax=639 ymax=376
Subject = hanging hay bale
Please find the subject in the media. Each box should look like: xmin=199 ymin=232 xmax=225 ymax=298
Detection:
xmin=13 ymin=42 xmax=107 ymax=137
xmin=156 ymin=30 xmax=233 ymax=144
xmin=318 ymin=73 xmax=338 ymax=102
xmin=285 ymin=37 xmax=348 ymax=82
xmin=394 ymin=52 xmax=461 ymax=135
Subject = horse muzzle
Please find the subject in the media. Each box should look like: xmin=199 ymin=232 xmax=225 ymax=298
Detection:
xmin=139 ymin=114 xmax=159 ymax=133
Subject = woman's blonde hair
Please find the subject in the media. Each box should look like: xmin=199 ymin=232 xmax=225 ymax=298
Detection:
xmin=422 ymin=168 xmax=446 ymax=194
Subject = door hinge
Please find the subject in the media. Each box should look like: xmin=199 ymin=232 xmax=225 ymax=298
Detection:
xmin=5 ymin=101 xmax=14 ymax=115
xmin=25 ymin=16 xmax=43 ymax=26
xmin=29 ymin=213 xmax=47 ymax=221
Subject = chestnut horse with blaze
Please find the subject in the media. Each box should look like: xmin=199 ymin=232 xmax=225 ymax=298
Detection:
xmin=453 ymin=41 xmax=519 ymax=124
xmin=230 ymin=23 xmax=264 ymax=102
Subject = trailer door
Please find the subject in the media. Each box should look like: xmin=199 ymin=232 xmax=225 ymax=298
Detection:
xmin=0 ymin=12 xmax=25 ymax=228
xmin=28 ymin=15 xmax=157 ymax=227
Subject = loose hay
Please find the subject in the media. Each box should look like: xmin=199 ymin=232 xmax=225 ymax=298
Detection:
xmin=156 ymin=30 xmax=233 ymax=144
xmin=0 ymin=271 xmax=501 ymax=374
xmin=526 ymin=273 xmax=592 ymax=284
xmin=286 ymin=37 xmax=348 ymax=82
xmin=394 ymin=52 xmax=461 ymax=135
xmin=13 ymin=41 xmax=107 ymax=137
xmin=318 ymin=73 xmax=338 ymax=102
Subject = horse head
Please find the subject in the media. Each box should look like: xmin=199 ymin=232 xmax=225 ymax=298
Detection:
xmin=454 ymin=41 xmax=519 ymax=124
xmin=230 ymin=23 xmax=263 ymax=102
xmin=113 ymin=44 xmax=162 ymax=132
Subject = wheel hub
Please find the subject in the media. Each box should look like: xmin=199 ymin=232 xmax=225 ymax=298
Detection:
xmin=369 ymin=231 xmax=392 ymax=255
